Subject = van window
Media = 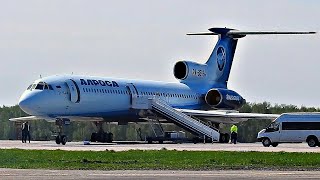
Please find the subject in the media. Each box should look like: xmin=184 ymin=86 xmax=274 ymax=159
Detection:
xmin=282 ymin=122 xmax=320 ymax=130
xmin=266 ymin=122 xmax=279 ymax=132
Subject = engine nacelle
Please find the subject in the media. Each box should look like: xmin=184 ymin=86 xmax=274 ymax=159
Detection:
xmin=205 ymin=88 xmax=245 ymax=110
xmin=173 ymin=61 xmax=208 ymax=82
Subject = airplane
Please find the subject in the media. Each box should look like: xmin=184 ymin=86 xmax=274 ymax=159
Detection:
xmin=10 ymin=27 xmax=316 ymax=145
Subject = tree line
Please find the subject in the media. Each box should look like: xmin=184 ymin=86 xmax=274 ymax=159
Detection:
xmin=0 ymin=102 xmax=319 ymax=142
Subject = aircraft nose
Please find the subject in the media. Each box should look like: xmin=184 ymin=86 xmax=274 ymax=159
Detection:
xmin=18 ymin=93 xmax=35 ymax=114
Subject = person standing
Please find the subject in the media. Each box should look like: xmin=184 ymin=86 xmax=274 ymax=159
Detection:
xmin=21 ymin=122 xmax=26 ymax=143
xmin=230 ymin=124 xmax=238 ymax=144
xmin=25 ymin=122 xmax=31 ymax=143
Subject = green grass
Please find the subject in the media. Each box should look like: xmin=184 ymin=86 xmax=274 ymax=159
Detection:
xmin=1 ymin=149 xmax=320 ymax=170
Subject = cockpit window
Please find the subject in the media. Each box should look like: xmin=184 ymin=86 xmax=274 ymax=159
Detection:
xmin=31 ymin=82 xmax=54 ymax=91
xmin=31 ymin=84 xmax=37 ymax=90
xmin=35 ymin=82 xmax=45 ymax=90
xmin=27 ymin=84 xmax=32 ymax=90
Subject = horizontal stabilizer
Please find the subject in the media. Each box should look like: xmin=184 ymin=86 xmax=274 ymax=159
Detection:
xmin=187 ymin=27 xmax=316 ymax=38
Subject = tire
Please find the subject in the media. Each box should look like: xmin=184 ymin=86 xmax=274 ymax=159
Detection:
xmin=193 ymin=137 xmax=199 ymax=144
xmin=262 ymin=138 xmax=271 ymax=147
xmin=55 ymin=135 xmax=61 ymax=144
xmin=219 ymin=133 xmax=230 ymax=143
xmin=90 ymin=133 xmax=97 ymax=142
xmin=107 ymin=133 xmax=113 ymax=143
xmin=271 ymin=143 xmax=279 ymax=147
xmin=61 ymin=135 xmax=67 ymax=145
xmin=307 ymin=136 xmax=318 ymax=147
xmin=224 ymin=133 xmax=230 ymax=143
xmin=219 ymin=133 xmax=225 ymax=143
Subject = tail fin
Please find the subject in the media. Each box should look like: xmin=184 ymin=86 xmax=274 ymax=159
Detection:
xmin=188 ymin=28 xmax=316 ymax=88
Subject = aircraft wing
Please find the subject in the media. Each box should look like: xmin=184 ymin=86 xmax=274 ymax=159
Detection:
xmin=176 ymin=109 xmax=280 ymax=124
xmin=9 ymin=116 xmax=104 ymax=123
xmin=9 ymin=116 xmax=51 ymax=122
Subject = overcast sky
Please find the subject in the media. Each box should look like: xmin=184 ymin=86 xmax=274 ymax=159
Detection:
xmin=0 ymin=0 xmax=319 ymax=107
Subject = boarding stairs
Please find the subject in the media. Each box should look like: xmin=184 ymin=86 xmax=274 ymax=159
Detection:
xmin=146 ymin=116 xmax=165 ymax=138
xmin=149 ymin=98 xmax=220 ymax=141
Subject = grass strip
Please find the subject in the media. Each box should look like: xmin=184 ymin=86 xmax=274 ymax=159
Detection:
xmin=1 ymin=149 xmax=320 ymax=170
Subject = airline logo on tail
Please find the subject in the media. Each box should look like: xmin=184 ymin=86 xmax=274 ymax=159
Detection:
xmin=217 ymin=46 xmax=226 ymax=71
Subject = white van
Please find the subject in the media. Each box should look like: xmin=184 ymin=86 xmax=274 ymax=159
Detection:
xmin=257 ymin=113 xmax=320 ymax=147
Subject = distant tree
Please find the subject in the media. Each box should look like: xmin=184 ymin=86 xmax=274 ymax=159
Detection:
xmin=1 ymin=103 xmax=320 ymax=142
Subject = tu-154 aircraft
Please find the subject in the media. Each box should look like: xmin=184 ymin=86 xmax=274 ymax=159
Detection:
xmin=10 ymin=27 xmax=316 ymax=145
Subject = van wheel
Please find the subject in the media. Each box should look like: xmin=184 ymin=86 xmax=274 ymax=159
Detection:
xmin=307 ymin=136 xmax=318 ymax=147
xmin=271 ymin=143 xmax=278 ymax=147
xmin=262 ymin=138 xmax=271 ymax=147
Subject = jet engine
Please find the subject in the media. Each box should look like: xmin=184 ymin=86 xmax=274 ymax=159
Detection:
xmin=173 ymin=61 xmax=208 ymax=82
xmin=205 ymin=88 xmax=245 ymax=110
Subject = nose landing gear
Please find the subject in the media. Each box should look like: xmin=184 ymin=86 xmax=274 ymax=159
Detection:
xmin=55 ymin=119 xmax=69 ymax=145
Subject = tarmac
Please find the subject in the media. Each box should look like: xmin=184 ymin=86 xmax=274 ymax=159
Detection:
xmin=1 ymin=140 xmax=320 ymax=152
xmin=1 ymin=169 xmax=320 ymax=180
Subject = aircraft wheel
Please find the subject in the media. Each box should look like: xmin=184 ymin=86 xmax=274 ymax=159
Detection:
xmin=61 ymin=135 xmax=67 ymax=145
xmin=55 ymin=135 xmax=61 ymax=144
xmin=219 ymin=133 xmax=230 ymax=143
xmin=107 ymin=133 xmax=113 ymax=143
xmin=90 ymin=133 xmax=97 ymax=142
xmin=193 ymin=137 xmax=199 ymax=144
xmin=262 ymin=138 xmax=271 ymax=147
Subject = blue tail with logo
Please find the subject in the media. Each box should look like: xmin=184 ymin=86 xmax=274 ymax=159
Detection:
xmin=205 ymin=28 xmax=239 ymax=88
xmin=186 ymin=28 xmax=315 ymax=90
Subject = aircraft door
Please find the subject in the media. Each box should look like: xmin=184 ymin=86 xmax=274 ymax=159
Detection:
xmin=65 ymin=79 xmax=80 ymax=103
xmin=126 ymin=83 xmax=138 ymax=104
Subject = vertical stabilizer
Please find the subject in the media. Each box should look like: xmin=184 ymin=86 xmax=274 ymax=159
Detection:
xmin=205 ymin=28 xmax=239 ymax=88
xmin=187 ymin=28 xmax=315 ymax=89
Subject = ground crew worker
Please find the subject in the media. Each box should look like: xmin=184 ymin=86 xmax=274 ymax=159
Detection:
xmin=230 ymin=124 xmax=238 ymax=144
xmin=21 ymin=122 xmax=26 ymax=143
xmin=21 ymin=122 xmax=31 ymax=143
xmin=25 ymin=122 xmax=31 ymax=143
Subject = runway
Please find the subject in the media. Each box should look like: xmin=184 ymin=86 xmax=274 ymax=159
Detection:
xmin=1 ymin=140 xmax=320 ymax=152
xmin=1 ymin=169 xmax=319 ymax=180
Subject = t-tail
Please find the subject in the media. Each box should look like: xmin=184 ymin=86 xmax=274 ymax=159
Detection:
xmin=173 ymin=27 xmax=315 ymax=109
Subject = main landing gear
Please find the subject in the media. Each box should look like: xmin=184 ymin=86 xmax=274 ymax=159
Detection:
xmin=90 ymin=122 xmax=113 ymax=143
xmin=55 ymin=119 xmax=68 ymax=145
